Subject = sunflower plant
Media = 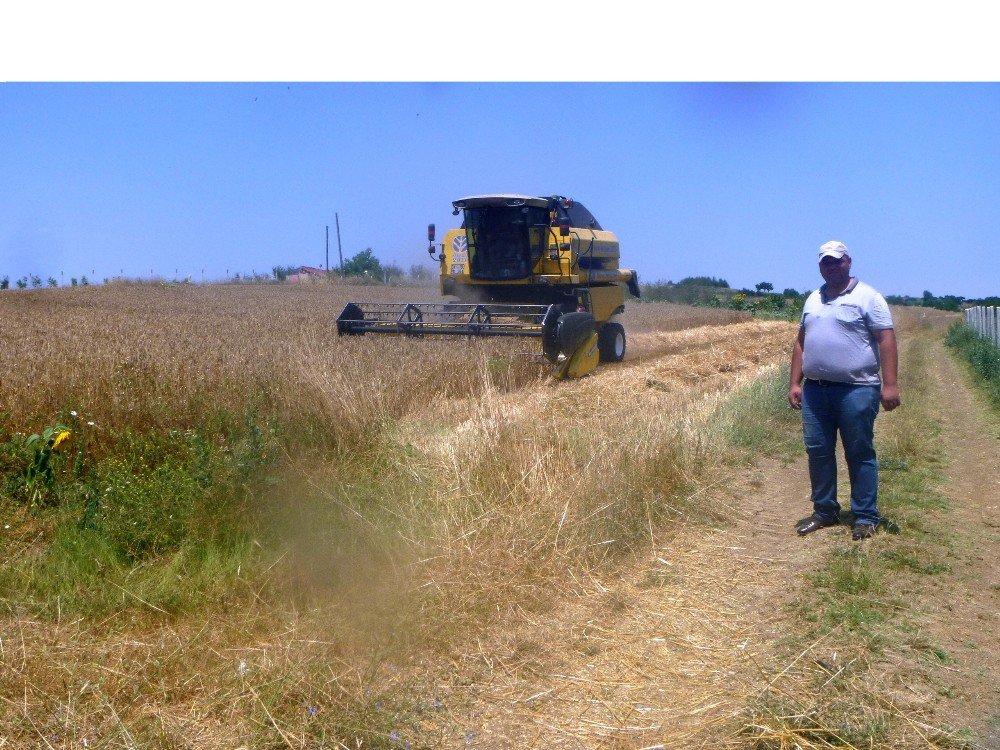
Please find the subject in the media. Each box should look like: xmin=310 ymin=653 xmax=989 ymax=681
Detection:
xmin=23 ymin=424 xmax=71 ymax=505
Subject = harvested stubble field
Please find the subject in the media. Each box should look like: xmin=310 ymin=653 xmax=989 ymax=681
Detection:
xmin=0 ymin=284 xmax=993 ymax=749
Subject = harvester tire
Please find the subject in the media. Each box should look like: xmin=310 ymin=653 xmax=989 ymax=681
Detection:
xmin=598 ymin=322 xmax=626 ymax=362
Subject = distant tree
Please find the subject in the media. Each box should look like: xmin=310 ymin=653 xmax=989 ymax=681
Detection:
xmin=929 ymin=294 xmax=963 ymax=312
xmin=782 ymin=288 xmax=801 ymax=298
xmin=677 ymin=276 xmax=729 ymax=288
xmin=47 ymin=277 xmax=58 ymax=288
xmin=645 ymin=279 xmax=715 ymax=305
xmin=272 ymin=264 xmax=302 ymax=281
xmin=382 ymin=263 xmax=405 ymax=283
xmin=342 ymin=248 xmax=383 ymax=278
xmin=0 ymin=276 xmax=8 ymax=290
xmin=409 ymin=264 xmax=433 ymax=282
xmin=755 ymin=281 xmax=774 ymax=293
xmin=16 ymin=277 xmax=27 ymax=289
xmin=80 ymin=276 xmax=89 ymax=286
xmin=70 ymin=277 xmax=78 ymax=287
xmin=638 ymin=280 xmax=674 ymax=303
xmin=30 ymin=275 xmax=42 ymax=288
xmin=901 ymin=289 xmax=965 ymax=312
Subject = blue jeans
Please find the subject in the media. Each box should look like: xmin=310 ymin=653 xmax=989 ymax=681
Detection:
xmin=801 ymin=380 xmax=881 ymax=525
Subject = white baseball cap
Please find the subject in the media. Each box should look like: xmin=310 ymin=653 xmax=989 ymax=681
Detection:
xmin=819 ymin=240 xmax=849 ymax=260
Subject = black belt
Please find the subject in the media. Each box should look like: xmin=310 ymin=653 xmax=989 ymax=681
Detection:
xmin=805 ymin=378 xmax=846 ymax=386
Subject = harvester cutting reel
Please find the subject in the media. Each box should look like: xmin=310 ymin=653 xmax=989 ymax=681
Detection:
xmin=336 ymin=301 xmax=616 ymax=379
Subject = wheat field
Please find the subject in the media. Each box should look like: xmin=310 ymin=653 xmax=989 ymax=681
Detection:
xmin=0 ymin=281 xmax=783 ymax=747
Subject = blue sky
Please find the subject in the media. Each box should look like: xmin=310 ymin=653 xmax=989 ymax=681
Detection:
xmin=2 ymin=7 xmax=998 ymax=298
xmin=3 ymin=83 xmax=997 ymax=297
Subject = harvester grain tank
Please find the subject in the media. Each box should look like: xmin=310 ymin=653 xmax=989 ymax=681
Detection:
xmin=336 ymin=195 xmax=640 ymax=378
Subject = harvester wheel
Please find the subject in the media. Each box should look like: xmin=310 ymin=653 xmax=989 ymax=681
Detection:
xmin=598 ymin=322 xmax=626 ymax=362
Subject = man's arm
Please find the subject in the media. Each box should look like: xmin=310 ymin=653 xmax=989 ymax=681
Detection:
xmin=874 ymin=328 xmax=900 ymax=411
xmin=788 ymin=327 xmax=806 ymax=410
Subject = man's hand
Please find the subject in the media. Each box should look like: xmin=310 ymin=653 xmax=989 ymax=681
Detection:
xmin=788 ymin=384 xmax=803 ymax=410
xmin=881 ymin=383 xmax=901 ymax=411
xmin=874 ymin=329 xmax=900 ymax=412
xmin=789 ymin=329 xmax=805 ymax=410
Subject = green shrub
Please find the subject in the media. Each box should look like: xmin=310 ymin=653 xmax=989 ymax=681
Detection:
xmin=0 ymin=408 xmax=281 ymax=616
xmin=946 ymin=321 xmax=1000 ymax=407
xmin=97 ymin=458 xmax=200 ymax=560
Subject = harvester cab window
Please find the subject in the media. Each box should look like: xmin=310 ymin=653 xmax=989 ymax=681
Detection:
xmin=565 ymin=203 xmax=601 ymax=231
xmin=550 ymin=202 xmax=601 ymax=231
xmin=464 ymin=205 xmax=548 ymax=281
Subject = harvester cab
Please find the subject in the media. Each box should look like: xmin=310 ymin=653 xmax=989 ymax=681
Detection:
xmin=337 ymin=194 xmax=640 ymax=379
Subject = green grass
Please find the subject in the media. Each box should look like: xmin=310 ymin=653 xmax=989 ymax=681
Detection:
xmin=711 ymin=363 xmax=802 ymax=459
xmin=945 ymin=320 xmax=1000 ymax=410
xmin=0 ymin=410 xmax=278 ymax=617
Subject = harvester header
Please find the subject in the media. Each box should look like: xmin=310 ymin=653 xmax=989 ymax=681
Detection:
xmin=337 ymin=194 xmax=639 ymax=379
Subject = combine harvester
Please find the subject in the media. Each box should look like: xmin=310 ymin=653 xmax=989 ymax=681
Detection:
xmin=336 ymin=194 xmax=640 ymax=379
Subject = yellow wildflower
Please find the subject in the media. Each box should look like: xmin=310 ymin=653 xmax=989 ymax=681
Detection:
xmin=52 ymin=430 xmax=71 ymax=450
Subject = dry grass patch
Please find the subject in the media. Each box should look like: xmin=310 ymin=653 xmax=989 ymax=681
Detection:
xmin=0 ymin=284 xmax=795 ymax=746
xmin=623 ymin=300 xmax=750 ymax=335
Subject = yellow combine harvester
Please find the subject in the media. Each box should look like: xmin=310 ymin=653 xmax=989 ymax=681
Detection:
xmin=336 ymin=194 xmax=640 ymax=378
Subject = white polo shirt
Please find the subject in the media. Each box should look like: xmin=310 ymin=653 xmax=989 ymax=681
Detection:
xmin=800 ymin=279 xmax=894 ymax=386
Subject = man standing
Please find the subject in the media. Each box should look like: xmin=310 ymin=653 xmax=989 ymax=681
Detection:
xmin=788 ymin=241 xmax=900 ymax=540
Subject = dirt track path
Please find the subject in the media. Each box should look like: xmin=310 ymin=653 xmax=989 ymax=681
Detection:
xmin=901 ymin=338 xmax=1000 ymax=746
xmin=432 ymin=321 xmax=1000 ymax=749
xmin=435 ymin=458 xmax=828 ymax=749
xmin=428 ymin=321 xmax=831 ymax=749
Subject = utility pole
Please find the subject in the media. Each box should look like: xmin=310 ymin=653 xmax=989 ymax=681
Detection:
xmin=325 ymin=225 xmax=329 ymax=274
xmin=335 ymin=213 xmax=344 ymax=274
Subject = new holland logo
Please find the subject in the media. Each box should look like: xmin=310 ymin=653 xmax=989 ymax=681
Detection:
xmin=452 ymin=235 xmax=468 ymax=263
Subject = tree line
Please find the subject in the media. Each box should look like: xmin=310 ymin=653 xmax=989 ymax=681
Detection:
xmin=642 ymin=277 xmax=997 ymax=314
xmin=1 ymin=275 xmax=90 ymax=289
xmin=885 ymin=290 xmax=1000 ymax=312
xmin=271 ymin=248 xmax=433 ymax=284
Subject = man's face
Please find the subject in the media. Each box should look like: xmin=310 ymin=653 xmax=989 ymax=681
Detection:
xmin=819 ymin=254 xmax=851 ymax=286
